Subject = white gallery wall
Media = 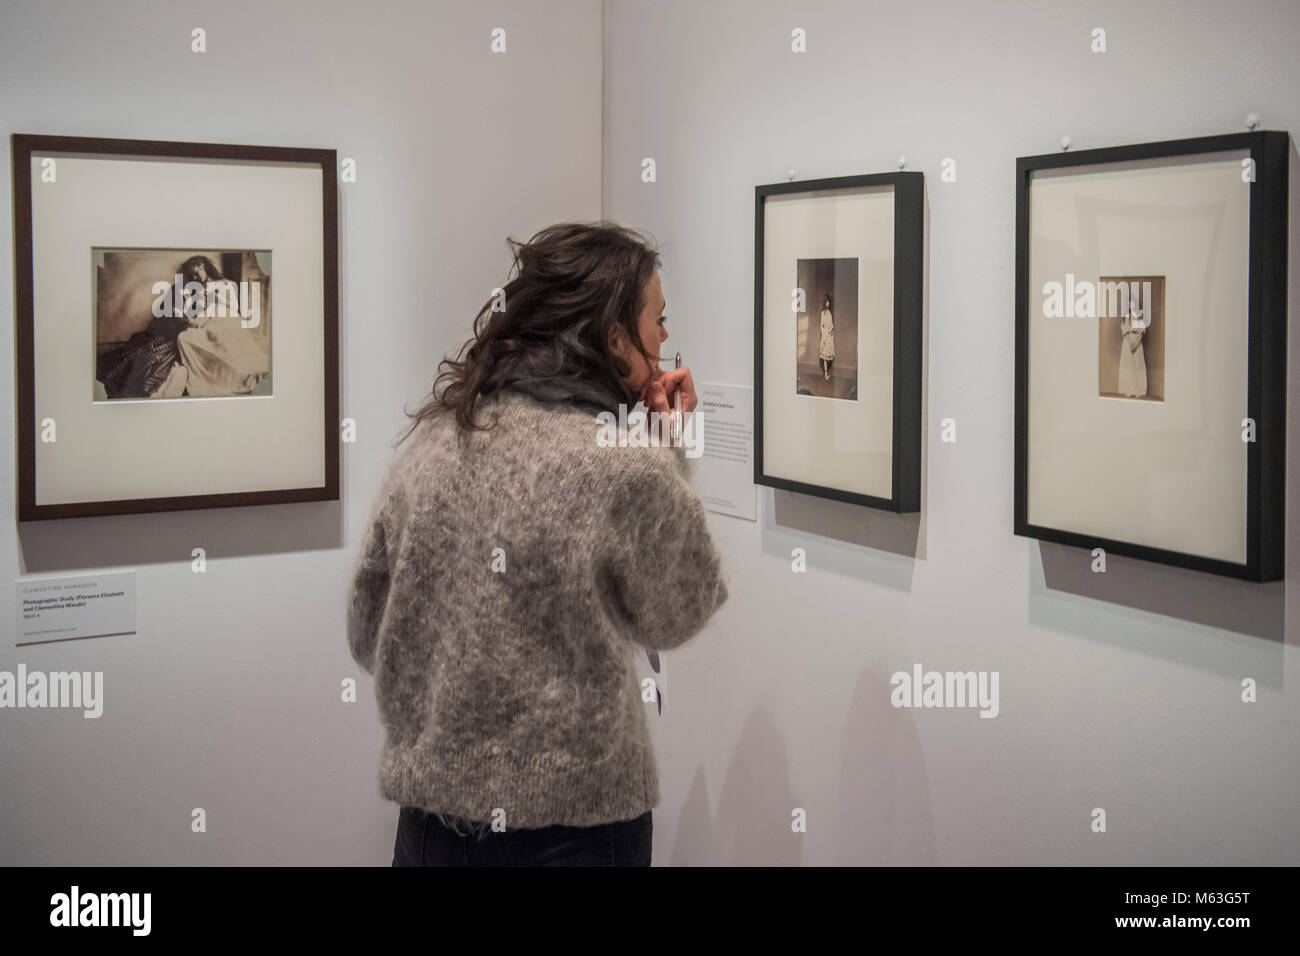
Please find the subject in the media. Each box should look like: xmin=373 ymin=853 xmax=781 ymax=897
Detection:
xmin=1 ymin=0 xmax=1297 ymax=867
xmin=0 ymin=0 xmax=601 ymax=864
xmin=603 ymin=0 xmax=1299 ymax=864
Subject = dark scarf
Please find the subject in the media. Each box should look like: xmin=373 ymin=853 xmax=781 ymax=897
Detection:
xmin=503 ymin=374 xmax=630 ymax=419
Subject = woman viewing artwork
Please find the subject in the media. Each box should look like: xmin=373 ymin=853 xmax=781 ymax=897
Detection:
xmin=346 ymin=221 xmax=729 ymax=867
xmin=819 ymin=292 xmax=836 ymax=380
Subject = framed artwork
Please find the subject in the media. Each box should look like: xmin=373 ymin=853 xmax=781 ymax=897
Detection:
xmin=1014 ymin=131 xmax=1288 ymax=581
xmin=754 ymin=171 xmax=924 ymax=512
xmin=12 ymin=134 xmax=339 ymax=520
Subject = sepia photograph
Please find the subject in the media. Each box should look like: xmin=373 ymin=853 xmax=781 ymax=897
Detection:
xmin=1097 ymin=274 xmax=1164 ymax=401
xmin=795 ymin=256 xmax=859 ymax=401
xmin=94 ymin=248 xmax=273 ymax=400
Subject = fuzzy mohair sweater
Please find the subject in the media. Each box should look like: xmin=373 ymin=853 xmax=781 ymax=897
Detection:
xmin=346 ymin=385 xmax=729 ymax=829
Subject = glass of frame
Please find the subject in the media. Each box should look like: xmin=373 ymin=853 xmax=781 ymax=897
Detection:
xmin=753 ymin=172 xmax=923 ymax=512
xmin=1014 ymin=131 xmax=1288 ymax=581
xmin=12 ymin=134 xmax=339 ymax=520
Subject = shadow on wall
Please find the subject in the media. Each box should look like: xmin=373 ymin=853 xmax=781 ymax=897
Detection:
xmin=16 ymin=501 xmax=343 ymax=576
xmin=668 ymin=708 xmax=797 ymax=865
xmin=835 ymin=665 xmax=938 ymax=864
xmin=664 ymin=667 xmax=937 ymax=865
xmin=1031 ymin=541 xmax=1285 ymax=645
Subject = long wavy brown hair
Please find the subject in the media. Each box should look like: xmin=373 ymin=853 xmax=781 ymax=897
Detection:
xmin=398 ymin=221 xmax=662 ymax=444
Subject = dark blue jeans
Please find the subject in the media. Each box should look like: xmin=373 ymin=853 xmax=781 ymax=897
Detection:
xmin=391 ymin=806 xmax=653 ymax=866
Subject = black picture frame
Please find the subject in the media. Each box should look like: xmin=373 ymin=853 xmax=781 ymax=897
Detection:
xmin=1013 ymin=131 xmax=1288 ymax=581
xmin=12 ymin=133 xmax=340 ymax=521
xmin=753 ymin=171 xmax=924 ymax=512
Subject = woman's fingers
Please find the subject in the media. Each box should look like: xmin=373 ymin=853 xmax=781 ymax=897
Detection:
xmin=657 ymin=366 xmax=698 ymax=413
xmin=642 ymin=378 xmax=670 ymax=413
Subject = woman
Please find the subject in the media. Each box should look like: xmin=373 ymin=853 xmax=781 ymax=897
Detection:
xmin=94 ymin=255 xmax=205 ymax=400
xmin=819 ymin=292 xmax=835 ymax=381
xmin=1117 ymin=299 xmax=1148 ymax=398
xmin=173 ymin=255 xmax=269 ymax=397
xmin=347 ymin=221 xmax=729 ymax=867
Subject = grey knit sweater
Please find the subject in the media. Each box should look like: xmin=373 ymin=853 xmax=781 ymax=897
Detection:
xmin=346 ymin=386 xmax=729 ymax=829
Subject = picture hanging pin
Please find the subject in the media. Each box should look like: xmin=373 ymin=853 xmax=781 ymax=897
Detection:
xmin=1245 ymin=113 xmax=1260 ymax=131
xmin=1060 ymin=136 xmax=1073 ymax=151
xmin=897 ymin=156 xmax=907 ymax=170
xmin=787 ymin=169 xmax=797 ymax=181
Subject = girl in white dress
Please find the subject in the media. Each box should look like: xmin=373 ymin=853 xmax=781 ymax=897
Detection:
xmin=1116 ymin=300 xmax=1148 ymax=398
xmin=818 ymin=293 xmax=835 ymax=380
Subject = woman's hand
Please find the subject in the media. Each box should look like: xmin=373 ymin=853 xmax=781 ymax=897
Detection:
xmin=640 ymin=365 xmax=698 ymax=415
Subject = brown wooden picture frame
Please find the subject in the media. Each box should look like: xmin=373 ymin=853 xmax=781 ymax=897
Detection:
xmin=12 ymin=134 xmax=339 ymax=521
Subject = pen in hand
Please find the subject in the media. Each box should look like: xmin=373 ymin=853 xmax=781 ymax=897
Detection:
xmin=672 ymin=351 xmax=682 ymax=444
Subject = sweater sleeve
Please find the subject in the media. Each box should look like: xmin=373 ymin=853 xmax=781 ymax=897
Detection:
xmin=599 ymin=447 xmax=729 ymax=651
xmin=347 ymin=507 xmax=391 ymax=675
